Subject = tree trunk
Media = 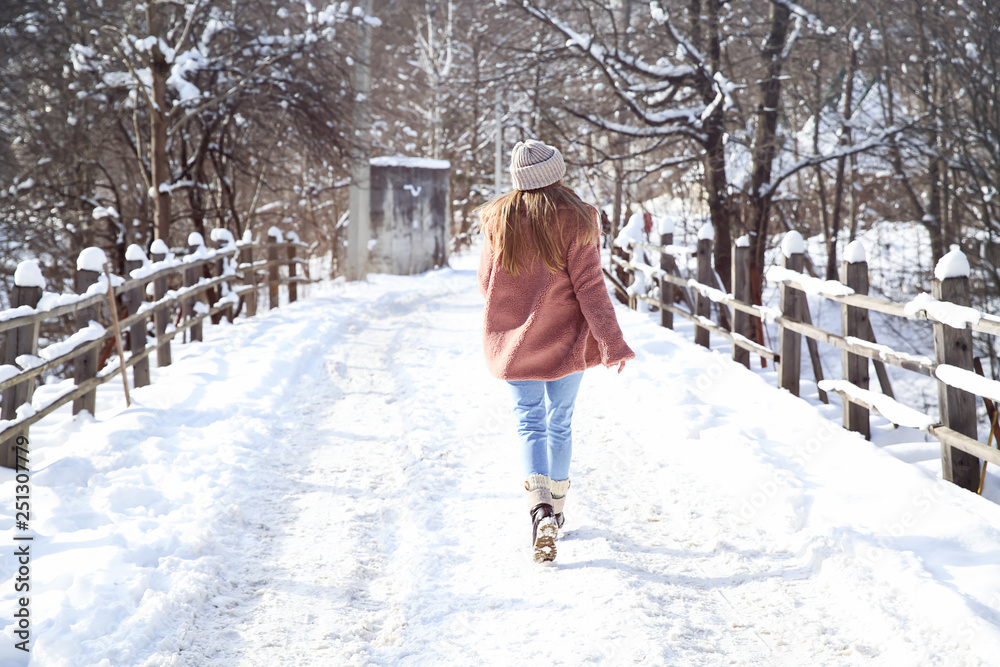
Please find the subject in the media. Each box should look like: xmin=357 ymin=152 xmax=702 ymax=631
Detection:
xmin=148 ymin=3 xmax=171 ymax=244
xmin=746 ymin=1 xmax=792 ymax=317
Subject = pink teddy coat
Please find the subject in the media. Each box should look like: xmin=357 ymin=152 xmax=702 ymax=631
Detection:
xmin=477 ymin=206 xmax=635 ymax=381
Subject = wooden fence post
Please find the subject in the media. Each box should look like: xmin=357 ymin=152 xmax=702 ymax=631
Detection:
xmin=213 ymin=229 xmax=235 ymax=322
xmin=267 ymin=230 xmax=280 ymax=310
xmin=287 ymin=240 xmax=299 ymax=304
xmin=695 ymin=224 xmax=714 ymax=348
xmin=240 ymin=230 xmax=257 ymax=318
xmin=778 ymin=231 xmax=803 ymax=397
xmin=1 ymin=263 xmax=43 ymax=468
xmin=932 ymin=249 xmax=980 ymax=491
xmin=150 ymin=239 xmax=172 ymax=367
xmin=124 ymin=245 xmax=151 ymax=388
xmin=840 ymin=242 xmax=870 ymax=439
xmin=627 ymin=244 xmax=638 ymax=310
xmin=658 ymin=221 xmax=675 ymax=329
xmin=73 ymin=249 xmax=101 ymax=415
xmin=186 ymin=233 xmax=204 ymax=342
xmin=732 ymin=236 xmax=751 ymax=367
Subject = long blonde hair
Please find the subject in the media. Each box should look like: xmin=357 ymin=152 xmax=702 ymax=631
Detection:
xmin=478 ymin=183 xmax=598 ymax=277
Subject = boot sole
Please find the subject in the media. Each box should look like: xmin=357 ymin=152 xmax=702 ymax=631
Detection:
xmin=533 ymin=517 xmax=558 ymax=563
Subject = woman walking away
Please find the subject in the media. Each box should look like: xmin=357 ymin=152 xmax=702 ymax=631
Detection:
xmin=477 ymin=140 xmax=635 ymax=564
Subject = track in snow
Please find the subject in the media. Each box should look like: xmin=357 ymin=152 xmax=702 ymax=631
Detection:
xmin=179 ymin=256 xmax=1000 ymax=666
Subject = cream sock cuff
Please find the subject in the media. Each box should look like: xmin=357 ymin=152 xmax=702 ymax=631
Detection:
xmin=524 ymin=474 xmax=550 ymax=492
xmin=525 ymin=474 xmax=552 ymax=511
xmin=551 ymin=479 xmax=569 ymax=514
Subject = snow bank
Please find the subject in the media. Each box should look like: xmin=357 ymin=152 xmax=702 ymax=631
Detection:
xmin=3 ymin=249 xmax=1000 ymax=666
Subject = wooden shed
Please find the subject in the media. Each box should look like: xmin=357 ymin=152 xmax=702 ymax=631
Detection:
xmin=368 ymin=156 xmax=450 ymax=275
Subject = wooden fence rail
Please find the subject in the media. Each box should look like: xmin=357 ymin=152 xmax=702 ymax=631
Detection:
xmin=608 ymin=227 xmax=1000 ymax=494
xmin=0 ymin=227 xmax=312 ymax=468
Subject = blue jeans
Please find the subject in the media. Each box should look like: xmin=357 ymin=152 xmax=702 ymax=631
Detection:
xmin=507 ymin=372 xmax=584 ymax=481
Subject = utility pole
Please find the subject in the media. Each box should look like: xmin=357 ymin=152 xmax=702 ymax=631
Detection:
xmin=347 ymin=0 xmax=374 ymax=281
xmin=494 ymin=86 xmax=503 ymax=197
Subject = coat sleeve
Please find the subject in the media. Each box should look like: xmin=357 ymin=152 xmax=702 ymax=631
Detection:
xmin=565 ymin=219 xmax=635 ymax=367
xmin=477 ymin=235 xmax=493 ymax=298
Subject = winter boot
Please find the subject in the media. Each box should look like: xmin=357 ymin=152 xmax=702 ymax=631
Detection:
xmin=551 ymin=479 xmax=570 ymax=531
xmin=525 ymin=474 xmax=557 ymax=563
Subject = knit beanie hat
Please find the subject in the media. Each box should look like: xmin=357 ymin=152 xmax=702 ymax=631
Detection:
xmin=510 ymin=140 xmax=566 ymax=191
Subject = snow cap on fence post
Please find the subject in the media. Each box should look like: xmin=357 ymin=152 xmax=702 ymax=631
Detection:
xmin=14 ymin=259 xmax=45 ymax=289
xmin=735 ymin=234 xmax=750 ymax=248
xmin=267 ymin=226 xmax=284 ymax=243
xmin=697 ymin=222 xmax=715 ymax=242
xmin=187 ymin=232 xmax=205 ymax=248
xmin=657 ymin=215 xmax=675 ymax=236
xmin=780 ymin=230 xmax=804 ymax=258
xmin=210 ymin=228 xmax=236 ymax=249
xmin=125 ymin=244 xmax=149 ymax=265
xmin=614 ymin=213 xmax=645 ymax=249
xmin=77 ymin=247 xmax=108 ymax=272
xmin=844 ymin=240 xmax=867 ymax=264
xmin=286 ymin=231 xmax=301 ymax=244
xmin=934 ymin=244 xmax=971 ymax=281
xmin=242 ymin=229 xmax=253 ymax=244
xmin=150 ymin=239 xmax=169 ymax=259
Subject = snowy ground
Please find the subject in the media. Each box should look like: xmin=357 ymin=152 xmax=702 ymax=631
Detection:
xmin=3 ymin=246 xmax=1000 ymax=666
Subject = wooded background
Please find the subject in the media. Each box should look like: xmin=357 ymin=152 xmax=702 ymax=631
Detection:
xmin=2 ymin=0 xmax=998 ymax=360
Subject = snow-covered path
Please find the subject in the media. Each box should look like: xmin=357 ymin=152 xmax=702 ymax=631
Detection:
xmin=3 ymin=250 xmax=1000 ymax=666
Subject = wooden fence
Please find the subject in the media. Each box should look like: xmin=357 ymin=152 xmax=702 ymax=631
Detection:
xmin=0 ymin=227 xmax=311 ymax=468
xmin=607 ymin=227 xmax=1000 ymax=494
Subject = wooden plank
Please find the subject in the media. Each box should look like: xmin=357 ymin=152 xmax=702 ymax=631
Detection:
xmin=0 ymin=247 xmax=241 ymax=335
xmin=933 ymin=273 xmax=980 ymax=491
xmin=658 ymin=230 xmax=675 ymax=329
xmin=776 ymin=317 xmax=934 ymax=375
xmin=72 ymin=267 xmax=100 ymax=415
xmin=731 ymin=243 xmax=750 ymax=368
xmin=636 ymin=295 xmax=778 ymax=361
xmin=778 ymin=250 xmax=803 ymax=396
xmin=124 ymin=257 xmax=150 ymax=388
xmin=151 ymin=248 xmax=172 ymax=368
xmin=0 ymin=283 xmax=42 ymax=468
xmin=864 ymin=318 xmax=895 ymax=399
xmin=695 ymin=237 xmax=712 ymax=348
xmin=798 ymin=297 xmax=828 ymax=404
xmin=268 ymin=237 xmax=280 ymax=310
xmin=288 ymin=245 xmax=298 ymax=303
xmin=841 ymin=259 xmax=870 ymax=438
xmin=927 ymin=425 xmax=1000 ymax=469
